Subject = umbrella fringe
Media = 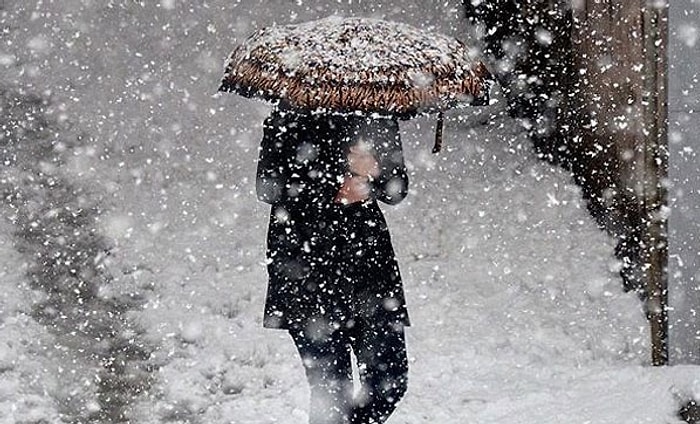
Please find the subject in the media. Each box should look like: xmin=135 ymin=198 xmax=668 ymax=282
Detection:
xmin=221 ymin=54 xmax=492 ymax=115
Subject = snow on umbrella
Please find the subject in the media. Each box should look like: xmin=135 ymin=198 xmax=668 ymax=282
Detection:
xmin=219 ymin=16 xmax=493 ymax=152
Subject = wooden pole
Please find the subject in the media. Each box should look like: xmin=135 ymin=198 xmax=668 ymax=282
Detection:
xmin=641 ymin=0 xmax=669 ymax=366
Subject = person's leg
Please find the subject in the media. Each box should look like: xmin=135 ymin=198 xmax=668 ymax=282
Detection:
xmin=349 ymin=319 xmax=408 ymax=424
xmin=290 ymin=325 xmax=354 ymax=424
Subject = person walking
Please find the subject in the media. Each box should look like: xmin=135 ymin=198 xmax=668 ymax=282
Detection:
xmin=220 ymin=15 xmax=492 ymax=424
xmin=256 ymin=106 xmax=410 ymax=424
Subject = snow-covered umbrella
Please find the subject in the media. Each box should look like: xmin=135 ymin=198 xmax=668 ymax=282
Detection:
xmin=219 ymin=16 xmax=493 ymax=152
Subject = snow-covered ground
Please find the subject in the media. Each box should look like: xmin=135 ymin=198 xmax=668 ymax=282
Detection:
xmin=1 ymin=1 xmax=699 ymax=423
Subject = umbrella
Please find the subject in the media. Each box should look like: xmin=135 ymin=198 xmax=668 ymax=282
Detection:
xmin=219 ymin=16 xmax=493 ymax=152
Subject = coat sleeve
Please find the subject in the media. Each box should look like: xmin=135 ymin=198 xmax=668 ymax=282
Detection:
xmin=257 ymin=111 xmax=347 ymax=210
xmin=368 ymin=119 xmax=409 ymax=205
xmin=256 ymin=113 xmax=288 ymax=205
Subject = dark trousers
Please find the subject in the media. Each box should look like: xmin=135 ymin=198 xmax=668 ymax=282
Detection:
xmin=289 ymin=317 xmax=408 ymax=424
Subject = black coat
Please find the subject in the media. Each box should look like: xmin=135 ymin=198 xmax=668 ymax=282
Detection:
xmin=256 ymin=108 xmax=410 ymax=330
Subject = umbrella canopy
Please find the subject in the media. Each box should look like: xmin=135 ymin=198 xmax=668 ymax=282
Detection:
xmin=219 ymin=16 xmax=493 ymax=150
xmin=220 ymin=16 xmax=492 ymax=115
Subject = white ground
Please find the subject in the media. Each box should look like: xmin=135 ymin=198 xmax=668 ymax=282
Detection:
xmin=1 ymin=1 xmax=699 ymax=423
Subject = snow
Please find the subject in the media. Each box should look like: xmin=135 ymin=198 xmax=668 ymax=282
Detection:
xmin=0 ymin=220 xmax=63 ymax=423
xmin=230 ymin=16 xmax=477 ymax=80
xmin=0 ymin=1 xmax=698 ymax=423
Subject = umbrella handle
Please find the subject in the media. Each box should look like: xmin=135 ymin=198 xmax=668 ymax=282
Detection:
xmin=432 ymin=111 xmax=444 ymax=154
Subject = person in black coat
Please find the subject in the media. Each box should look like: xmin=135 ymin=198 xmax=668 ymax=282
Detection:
xmin=256 ymin=106 xmax=410 ymax=424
